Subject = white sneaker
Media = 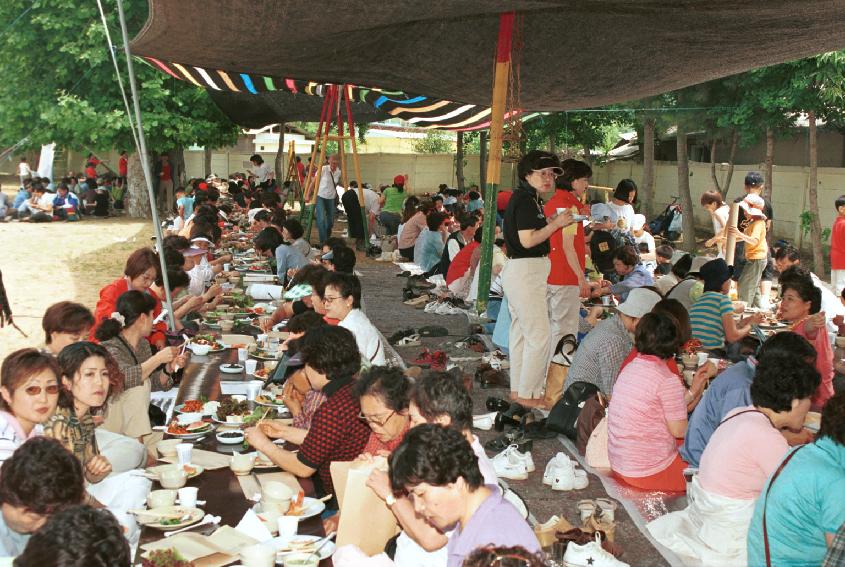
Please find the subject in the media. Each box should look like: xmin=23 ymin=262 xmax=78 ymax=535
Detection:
xmin=424 ymin=300 xmax=441 ymax=313
xmin=472 ymin=411 xmax=497 ymax=431
xmin=552 ymin=466 xmax=575 ymax=491
xmin=563 ymin=533 xmax=629 ymax=567
xmin=543 ymin=452 xmax=574 ymax=486
xmin=573 ymin=468 xmax=589 ymax=489
xmin=492 ymin=445 xmax=533 ymax=480
xmin=482 ymin=349 xmax=510 ymax=370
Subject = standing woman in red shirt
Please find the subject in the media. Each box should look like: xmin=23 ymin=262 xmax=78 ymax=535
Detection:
xmin=830 ymin=194 xmax=845 ymax=295
xmin=158 ymin=153 xmax=174 ymax=214
xmin=117 ymin=150 xmax=128 ymax=189
xmin=91 ymin=248 xmax=162 ymax=346
xmin=544 ymin=160 xmax=592 ymax=360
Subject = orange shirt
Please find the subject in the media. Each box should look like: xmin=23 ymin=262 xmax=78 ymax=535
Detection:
xmin=544 ymin=190 xmax=588 ymax=286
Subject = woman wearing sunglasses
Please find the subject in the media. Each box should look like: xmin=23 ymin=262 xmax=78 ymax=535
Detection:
xmin=0 ymin=349 xmax=60 ymax=464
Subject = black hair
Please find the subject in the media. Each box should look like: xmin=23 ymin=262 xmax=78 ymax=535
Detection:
xmin=389 ymin=424 xmax=483 ymax=494
xmin=56 ymin=341 xmax=123 ymax=409
xmin=431 ymin=195 xmax=444 ymax=203
xmin=354 ymin=366 xmax=411 ymax=411
xmin=613 ymin=178 xmax=638 ymax=203
xmin=283 ymin=218 xmax=305 ymax=240
xmin=0 ymin=437 xmax=84 ymax=515
xmin=410 ymin=371 xmax=473 ymax=431
xmin=634 ymin=311 xmax=681 ymax=359
xmin=193 ymin=204 xmax=217 ymax=223
xmin=194 ymin=191 xmax=209 ymax=206
xmin=757 ymin=331 xmax=817 ymax=362
xmin=254 ymin=227 xmax=284 ymax=254
xmin=206 ymin=187 xmax=220 ymax=203
xmin=457 ymin=213 xmax=479 ymax=231
xmin=253 ymin=209 xmax=272 ymax=224
xmin=286 ymin=311 xmax=327 ymax=334
xmin=516 ymin=150 xmax=559 ymax=182
xmin=750 ymin=354 xmax=820 ymax=412
xmin=250 ymin=154 xmax=264 ymax=165
xmin=323 ymin=237 xmax=347 ymax=251
xmin=819 ymin=391 xmax=845 ymax=446
xmin=42 ymin=302 xmax=94 ymax=344
xmin=671 ymin=253 xmax=692 ymax=279
xmin=426 ymin=211 xmax=449 ymax=232
xmin=780 ymin=272 xmax=822 ymax=314
xmin=270 ymin=208 xmax=286 ymax=228
xmin=329 ymin=246 xmax=357 ymax=274
xmin=324 ymin=272 xmax=361 ymax=308
xmin=473 ymin=227 xmax=483 ymax=243
xmin=652 ymin=298 xmax=691 ymax=344
xmin=299 ymin=326 xmax=361 ymax=380
xmin=774 ymin=244 xmax=801 ymax=263
xmin=560 ymin=160 xmax=592 ymax=184
xmin=401 ymin=197 xmax=421 ymax=223
xmin=163 ymin=247 xmax=185 ymax=269
xmin=464 ymin=546 xmax=548 ymax=567
xmin=155 ymin=267 xmax=189 ymax=290
xmin=836 ymin=195 xmax=845 ymax=210
xmin=291 ymin=264 xmax=328 ymax=287
xmin=94 ymin=290 xmax=157 ymax=342
xmin=14 ymin=505 xmax=130 ymax=567
xmin=468 ymin=191 xmax=480 ymax=201
xmin=613 ymin=245 xmax=639 ymax=268
xmin=260 ymin=192 xmax=281 ymax=208
xmin=162 ymin=235 xmax=190 ymax=251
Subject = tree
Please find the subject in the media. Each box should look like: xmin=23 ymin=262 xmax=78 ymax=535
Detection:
xmin=0 ymin=0 xmax=239 ymax=217
xmin=455 ymin=131 xmax=465 ymax=191
xmin=413 ymin=131 xmax=452 ymax=153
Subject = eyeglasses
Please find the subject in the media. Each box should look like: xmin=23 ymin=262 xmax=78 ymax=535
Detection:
xmin=24 ymin=384 xmax=60 ymax=396
xmin=322 ymin=295 xmax=343 ymax=304
xmin=358 ymin=410 xmax=395 ymax=427
xmin=530 ymin=169 xmax=561 ymax=179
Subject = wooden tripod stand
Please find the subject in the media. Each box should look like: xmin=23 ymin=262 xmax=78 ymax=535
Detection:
xmin=282 ymin=140 xmax=304 ymax=211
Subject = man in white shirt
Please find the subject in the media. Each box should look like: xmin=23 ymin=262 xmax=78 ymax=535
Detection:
xmin=315 ymin=155 xmax=341 ymax=244
xmin=248 ymin=154 xmax=272 ymax=188
xmin=19 ymin=185 xmax=54 ymax=222
xmin=17 ymin=158 xmax=31 ymax=188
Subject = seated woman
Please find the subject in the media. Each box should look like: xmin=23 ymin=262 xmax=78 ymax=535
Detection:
xmin=282 ymin=218 xmax=312 ymax=259
xmin=245 ymin=326 xmax=371 ymax=499
xmin=605 ymin=245 xmax=654 ymax=301
xmin=414 ymin=212 xmax=450 ymax=273
xmin=355 ymin=367 xmax=411 ymax=456
xmin=44 ymin=342 xmax=122 ymax=485
xmin=95 ymin=291 xmax=184 ymax=446
xmin=255 ymin=227 xmax=308 ymax=284
xmin=147 ymin=268 xmax=194 ymax=341
xmin=389 ymin=424 xmax=540 ymax=566
xmin=746 ymin=391 xmax=845 ymax=566
xmin=0 ymin=350 xmax=60 ymax=464
xmin=396 ymin=198 xmax=428 ymax=261
xmin=41 ymin=301 xmax=94 ymax=355
xmin=607 ymin=311 xmax=689 ymax=492
xmin=446 ymin=227 xmax=482 ymax=298
xmin=91 ymin=247 xmax=160 ymax=344
xmin=778 ymin=267 xmax=835 ymax=408
xmin=648 ymin=355 xmax=819 ymax=565
xmin=323 ymin=272 xmax=386 ymax=365
xmin=689 ymin=258 xmax=762 ymax=353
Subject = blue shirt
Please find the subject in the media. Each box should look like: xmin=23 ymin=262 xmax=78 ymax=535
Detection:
xmin=467 ymin=199 xmax=483 ymax=212
xmin=690 ymin=291 xmax=734 ymax=349
xmin=177 ymin=196 xmax=194 ymax=219
xmin=274 ymin=244 xmax=309 ymax=282
xmin=609 ymin=264 xmax=654 ymax=301
xmin=747 ymin=437 xmax=845 ymax=566
xmin=0 ymin=512 xmax=29 ymax=557
xmin=12 ymin=189 xmax=29 ymax=209
xmin=414 ymin=229 xmax=445 ymax=272
xmin=680 ymin=359 xmax=755 ymax=467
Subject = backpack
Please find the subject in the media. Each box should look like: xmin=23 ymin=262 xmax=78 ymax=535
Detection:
xmin=546 ymin=381 xmax=600 ymax=439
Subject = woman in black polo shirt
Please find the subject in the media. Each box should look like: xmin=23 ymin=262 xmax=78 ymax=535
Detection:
xmin=502 ymin=150 xmax=574 ymax=408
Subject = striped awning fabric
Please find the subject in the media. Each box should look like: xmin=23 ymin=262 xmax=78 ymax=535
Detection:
xmin=143 ymin=56 xmax=540 ymax=131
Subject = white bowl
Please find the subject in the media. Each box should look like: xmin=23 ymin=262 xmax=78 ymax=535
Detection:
xmin=189 ymin=343 xmax=212 ymax=356
xmin=156 ymin=439 xmax=181 ymax=458
xmin=160 ymin=468 xmax=188 ymax=489
xmin=216 ymin=430 xmax=245 ymax=445
xmin=177 ymin=412 xmax=203 ymax=425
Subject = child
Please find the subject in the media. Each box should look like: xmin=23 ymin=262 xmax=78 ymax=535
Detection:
xmin=587 ymin=203 xmax=620 ymax=282
xmin=655 ymin=244 xmax=675 ymax=276
xmin=831 ymin=194 xmax=845 ymax=295
xmin=176 ymin=188 xmax=194 ymax=226
xmin=632 ymin=213 xmax=656 ymax=272
xmin=730 ymin=194 xmax=768 ymax=306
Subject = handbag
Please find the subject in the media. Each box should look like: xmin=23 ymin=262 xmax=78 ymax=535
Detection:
xmin=546 ymin=380 xmax=600 ymax=439
xmin=576 ymin=392 xmax=607 ymax=455
xmin=585 ymin=416 xmax=610 ymax=469
xmin=544 ymin=334 xmax=577 ymax=407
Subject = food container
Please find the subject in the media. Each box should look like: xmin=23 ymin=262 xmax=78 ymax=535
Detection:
xmin=176 ymin=412 xmax=203 ymax=425
xmin=216 ymin=430 xmax=245 ymax=445
xmin=159 ymin=467 xmax=188 ymax=489
xmin=230 ymin=452 xmax=256 ymax=475
xmin=147 ymin=489 xmax=177 ymax=508
xmin=188 ymin=343 xmax=211 ymax=356
xmin=219 ymin=320 xmax=235 ymax=332
xmin=282 ymin=553 xmax=320 ymax=567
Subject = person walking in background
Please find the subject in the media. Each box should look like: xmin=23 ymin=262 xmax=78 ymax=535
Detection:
xmin=157 ymin=153 xmax=174 ymax=213
xmin=117 ymin=150 xmax=128 ymax=188
xmin=831 ymin=195 xmax=845 ymax=295
xmin=315 ymin=154 xmax=341 ymax=244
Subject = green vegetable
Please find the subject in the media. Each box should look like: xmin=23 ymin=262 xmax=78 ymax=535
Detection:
xmin=160 ymin=518 xmax=182 ymax=526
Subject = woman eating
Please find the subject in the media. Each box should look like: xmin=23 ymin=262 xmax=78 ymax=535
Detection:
xmin=0 ymin=349 xmax=60 ymax=463
xmin=282 ymin=218 xmax=311 ymax=259
xmin=355 ymin=367 xmax=411 ymax=455
xmin=608 ymin=311 xmax=690 ymax=492
xmin=41 ymin=301 xmax=95 ymax=355
xmin=95 ymin=291 xmax=185 ymax=445
xmin=606 ymin=245 xmax=654 ymax=301
xmin=91 ymin=247 xmax=160 ymax=344
xmin=323 ymin=272 xmax=386 ymax=365
xmin=648 ymin=354 xmax=819 ymax=565
xmin=254 ymin=226 xmax=309 ymax=283
xmin=501 ymin=150 xmax=573 ymax=409
xmin=44 ymin=342 xmax=122 ymax=484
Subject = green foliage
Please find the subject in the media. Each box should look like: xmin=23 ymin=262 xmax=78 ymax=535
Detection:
xmin=521 ymin=109 xmax=634 ymax=158
xmin=413 ymin=131 xmax=452 ymax=153
xmin=799 ymin=211 xmax=832 ymax=242
xmin=0 ymin=0 xmax=239 ymax=152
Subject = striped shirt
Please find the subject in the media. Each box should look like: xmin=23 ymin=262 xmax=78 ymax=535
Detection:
xmin=690 ymin=291 xmax=733 ymax=349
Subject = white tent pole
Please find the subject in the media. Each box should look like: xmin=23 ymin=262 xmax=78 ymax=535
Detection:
xmin=115 ymin=0 xmax=176 ymax=331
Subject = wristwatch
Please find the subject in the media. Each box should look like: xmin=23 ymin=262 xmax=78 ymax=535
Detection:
xmin=385 ymin=494 xmax=396 ymax=507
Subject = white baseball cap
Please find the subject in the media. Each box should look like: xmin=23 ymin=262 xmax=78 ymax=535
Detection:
xmin=617 ymin=287 xmax=662 ymax=318
xmin=632 ymin=213 xmax=647 ymax=231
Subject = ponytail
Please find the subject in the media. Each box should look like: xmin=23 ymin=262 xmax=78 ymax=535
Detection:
xmin=94 ymin=290 xmax=156 ymax=342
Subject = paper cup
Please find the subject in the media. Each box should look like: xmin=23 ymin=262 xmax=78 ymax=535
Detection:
xmin=223 ymin=263 xmax=231 ymax=271
xmin=175 ymin=443 xmax=193 ymax=466
xmin=277 ymin=515 xmax=299 ymax=541
xmin=238 ymin=348 xmax=249 ymax=363
xmin=177 ymin=486 xmax=198 ymax=508
xmin=239 ymin=543 xmax=276 ymax=567
xmin=245 ymin=359 xmax=259 ymax=375
xmin=246 ymin=380 xmax=263 ymax=401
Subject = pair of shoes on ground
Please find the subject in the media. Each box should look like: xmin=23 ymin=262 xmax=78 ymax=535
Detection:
xmin=559 ymin=531 xmax=629 ymax=567
xmin=474 ymin=363 xmax=508 ymax=389
xmin=423 ymin=299 xmax=466 ymax=315
xmin=491 ymin=444 xmax=535 ymax=480
xmin=455 ymin=334 xmax=488 ymax=352
xmin=410 ymin=348 xmax=447 ymax=371
xmin=403 ymin=293 xmax=432 ymax=307
xmin=481 ymin=348 xmax=509 ymax=370
xmin=543 ymin=452 xmax=589 ymax=491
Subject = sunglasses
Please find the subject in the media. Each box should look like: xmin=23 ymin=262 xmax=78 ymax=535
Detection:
xmin=24 ymin=384 xmax=59 ymax=396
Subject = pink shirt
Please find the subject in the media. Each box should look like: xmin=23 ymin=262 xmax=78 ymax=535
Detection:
xmin=697 ymin=406 xmax=788 ymax=500
xmin=397 ymin=212 xmax=428 ymax=249
xmin=608 ymin=354 xmax=688 ymax=477
xmin=793 ymin=319 xmax=835 ymax=408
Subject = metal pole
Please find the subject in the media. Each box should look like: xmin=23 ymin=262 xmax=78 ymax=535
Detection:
xmin=116 ymin=0 xmax=176 ymax=330
xmin=475 ymin=13 xmax=514 ymax=314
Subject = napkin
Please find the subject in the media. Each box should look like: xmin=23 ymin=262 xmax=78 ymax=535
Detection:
xmin=235 ymin=508 xmax=274 ymax=542
xmin=159 ymin=449 xmax=231 ymax=470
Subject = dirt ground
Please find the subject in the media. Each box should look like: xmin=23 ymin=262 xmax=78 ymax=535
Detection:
xmin=0 ymin=215 xmax=153 ymax=358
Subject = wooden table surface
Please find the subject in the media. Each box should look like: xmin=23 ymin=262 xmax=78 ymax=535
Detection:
xmin=137 ymin=350 xmax=331 ymax=566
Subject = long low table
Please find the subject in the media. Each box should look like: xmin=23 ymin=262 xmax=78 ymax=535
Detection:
xmin=137 ymin=350 xmax=331 ymax=566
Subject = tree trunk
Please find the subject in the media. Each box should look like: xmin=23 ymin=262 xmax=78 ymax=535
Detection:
xmin=274 ymin=123 xmax=286 ymax=185
xmin=677 ymin=125 xmax=696 ymax=252
xmin=125 ymin=152 xmax=152 ymax=219
xmin=709 ymin=136 xmax=721 ymax=193
xmin=455 ymin=131 xmax=465 ymax=191
xmin=641 ymin=117 xmax=656 ymax=218
xmin=763 ymin=127 xmax=774 ymax=201
xmin=582 ymin=145 xmax=591 ymax=165
xmin=808 ymin=111 xmax=825 ymax=273
xmin=723 ymin=129 xmax=738 ymax=199
xmin=548 ymin=134 xmax=557 ymax=154
xmin=479 ymin=131 xmax=488 ymax=195
xmin=166 ymin=148 xmax=185 ymax=189
xmin=203 ymin=146 xmax=212 ymax=178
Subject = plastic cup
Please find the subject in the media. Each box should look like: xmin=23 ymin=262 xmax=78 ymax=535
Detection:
xmin=267 ymin=338 xmax=280 ymax=353
xmin=245 ymin=359 xmax=259 ymax=375
xmin=223 ymin=263 xmax=231 ymax=272
xmin=175 ymin=443 xmax=193 ymax=465
xmin=177 ymin=486 xmax=198 ymax=508
xmin=239 ymin=543 xmax=276 ymax=567
xmin=256 ymin=334 xmax=268 ymax=348
xmin=238 ymin=348 xmax=248 ymax=363
xmin=277 ymin=515 xmax=299 ymax=541
xmin=246 ymin=380 xmax=263 ymax=401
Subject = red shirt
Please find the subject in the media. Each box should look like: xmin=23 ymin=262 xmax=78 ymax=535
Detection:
xmin=85 ymin=164 xmax=97 ymax=179
xmin=496 ymin=190 xmax=513 ymax=213
xmin=118 ymin=156 xmax=128 ymax=176
xmin=296 ymin=161 xmax=305 ymax=183
xmin=160 ymin=163 xmax=172 ymax=181
xmin=146 ymin=288 xmax=170 ymax=348
xmin=544 ymin=190 xmax=589 ymax=286
xmin=91 ymin=277 xmax=131 ymax=340
xmin=832 ymin=216 xmax=845 ymax=269
xmin=446 ymin=241 xmax=480 ymax=285
xmin=361 ymin=421 xmax=410 ymax=456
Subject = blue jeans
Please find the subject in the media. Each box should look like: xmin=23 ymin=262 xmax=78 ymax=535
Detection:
xmin=315 ymin=196 xmax=335 ymax=244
